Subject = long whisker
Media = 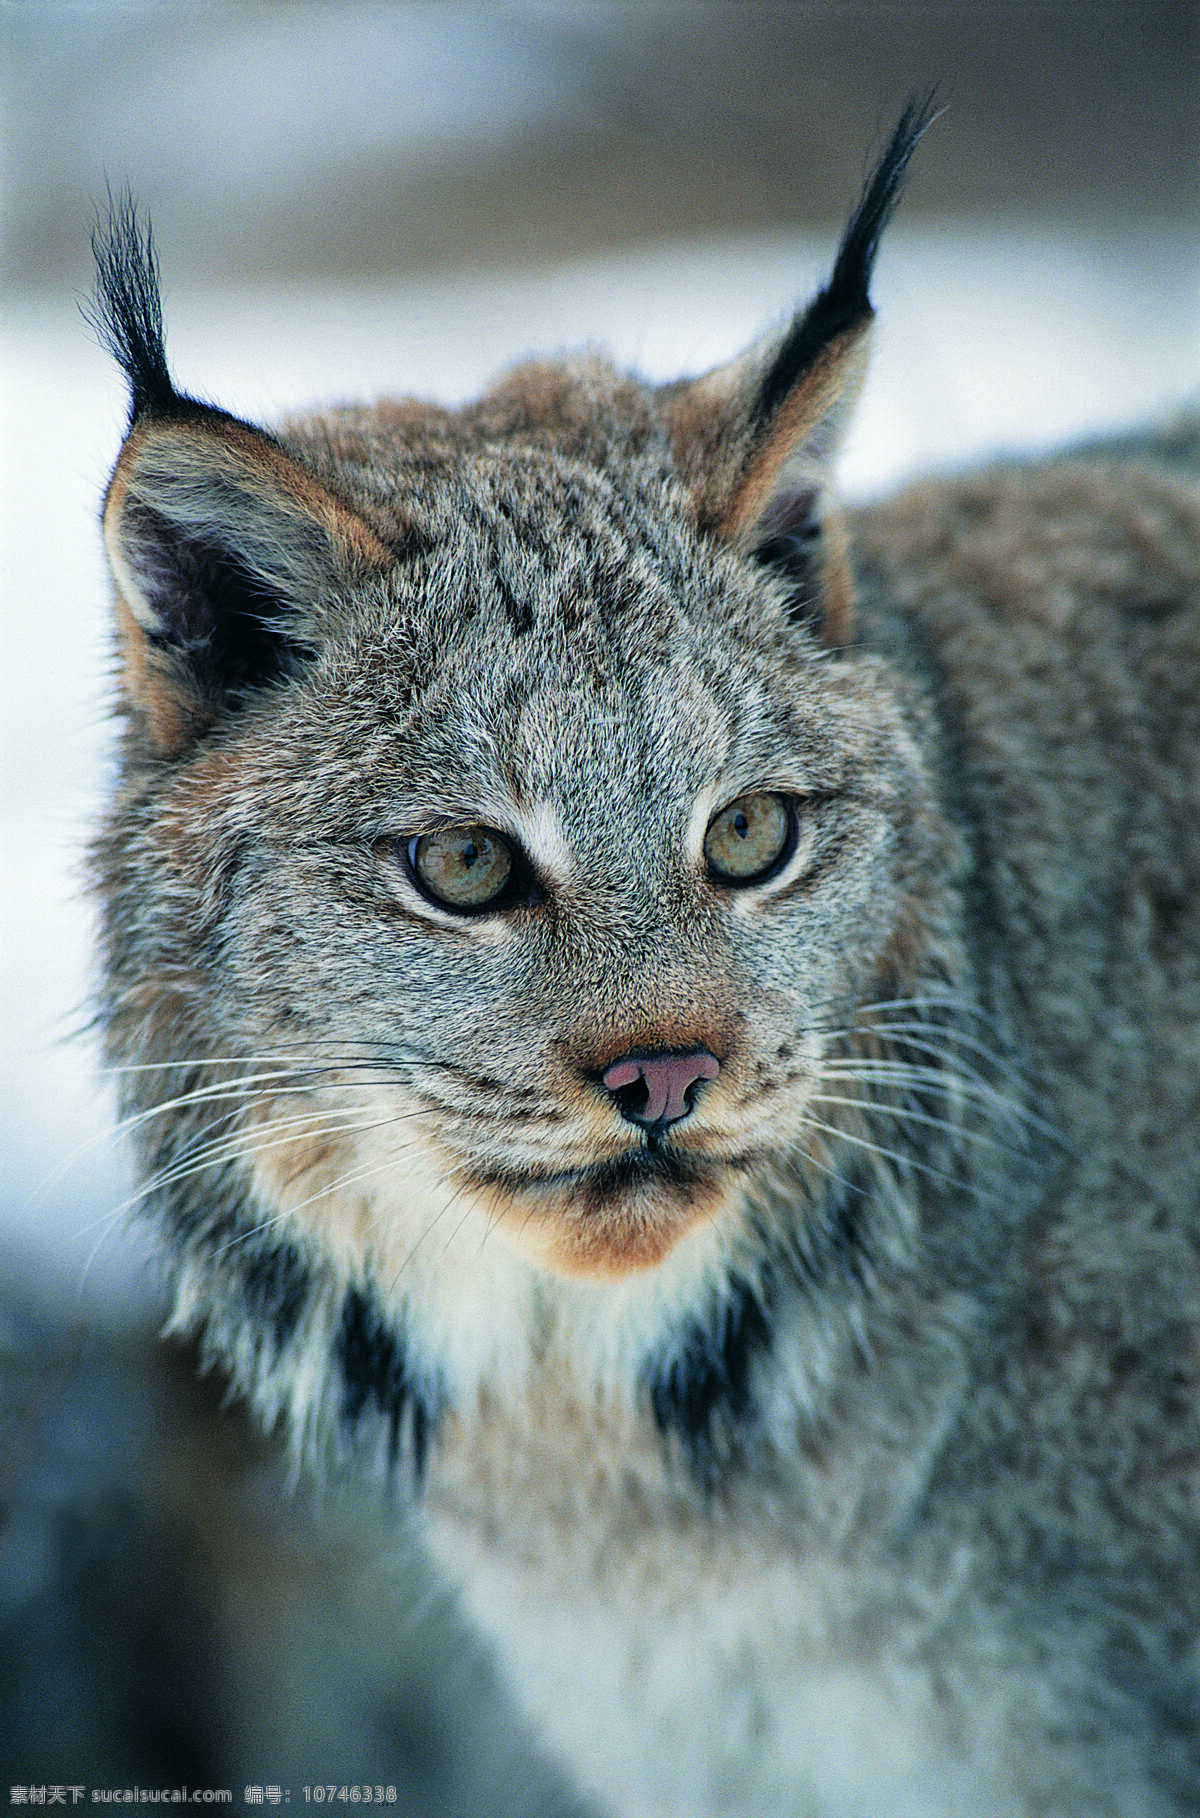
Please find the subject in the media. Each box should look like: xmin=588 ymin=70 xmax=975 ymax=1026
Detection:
xmin=839 ymin=1019 xmax=1020 ymax=1084
xmin=808 ymin=993 xmax=1012 ymax=1058
xmin=97 ymin=1046 xmax=449 ymax=1080
xmin=211 ymin=1128 xmax=444 ymax=1260
xmin=820 ymin=1028 xmax=1057 ymax=1146
xmin=23 ymin=1067 xmax=347 ymax=1213
xmin=382 ymin=1176 xmax=476 ymax=1297
xmin=850 ymin=989 xmax=1010 ymax=1037
xmin=438 ymin=1190 xmax=492 ymax=1272
xmin=157 ymin=1107 xmax=423 ymax=1202
xmin=801 ymin=1111 xmax=964 ymax=1191
xmin=818 ymin=1061 xmax=1032 ymax=1127
xmin=808 ymin=1091 xmax=1010 ymax=1152
xmin=91 ymin=1057 xmax=453 ymax=1191
xmin=821 ymin=1057 xmax=1000 ymax=1095
xmin=79 ymin=1101 xmax=431 ymax=1244
xmin=108 ymin=1068 xmax=347 ymax=1133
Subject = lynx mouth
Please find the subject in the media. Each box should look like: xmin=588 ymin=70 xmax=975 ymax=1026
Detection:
xmin=477 ymin=1138 xmax=734 ymax=1204
xmin=466 ymin=1142 xmax=749 ymax=1278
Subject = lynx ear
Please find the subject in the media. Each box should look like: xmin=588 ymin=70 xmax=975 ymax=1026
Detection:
xmin=665 ymin=97 xmax=935 ymax=646
xmin=92 ymin=202 xmax=388 ymax=753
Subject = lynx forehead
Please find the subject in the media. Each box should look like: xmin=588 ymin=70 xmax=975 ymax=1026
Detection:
xmin=89 ymin=93 xmax=1200 ymax=1818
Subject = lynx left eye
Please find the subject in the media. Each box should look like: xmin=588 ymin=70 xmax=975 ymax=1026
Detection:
xmin=705 ymin=792 xmax=794 ymax=884
xmin=407 ymin=826 xmax=516 ymax=911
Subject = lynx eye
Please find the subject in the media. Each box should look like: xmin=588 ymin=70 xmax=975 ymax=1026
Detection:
xmin=704 ymin=792 xmax=794 ymax=885
xmin=406 ymin=826 xmax=516 ymax=912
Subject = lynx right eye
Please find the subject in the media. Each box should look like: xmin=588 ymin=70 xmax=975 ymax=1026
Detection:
xmin=406 ymin=826 xmax=516 ymax=912
xmin=704 ymin=791 xmax=795 ymax=884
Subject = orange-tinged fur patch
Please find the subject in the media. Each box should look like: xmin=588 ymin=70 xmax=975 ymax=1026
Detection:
xmin=536 ymin=1181 xmax=733 ymax=1281
xmin=453 ymin=1152 xmax=736 ymax=1283
xmin=108 ymin=414 xmax=393 ymax=569
xmin=718 ymin=327 xmax=870 ymax=549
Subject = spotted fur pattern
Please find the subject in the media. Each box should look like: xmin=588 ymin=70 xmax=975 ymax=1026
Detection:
xmin=89 ymin=102 xmax=1200 ymax=1816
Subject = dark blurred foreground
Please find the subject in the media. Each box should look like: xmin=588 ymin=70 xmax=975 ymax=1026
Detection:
xmin=0 ymin=1289 xmax=589 ymax=1813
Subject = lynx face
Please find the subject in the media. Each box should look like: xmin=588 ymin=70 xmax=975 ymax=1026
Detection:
xmin=129 ymin=442 xmax=941 ymax=1296
xmin=91 ymin=101 xmax=963 ymax=1428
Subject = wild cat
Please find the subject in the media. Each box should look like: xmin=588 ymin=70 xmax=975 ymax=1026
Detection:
xmin=88 ymin=98 xmax=1200 ymax=1817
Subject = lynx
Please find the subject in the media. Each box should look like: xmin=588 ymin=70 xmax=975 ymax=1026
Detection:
xmin=89 ymin=101 xmax=1200 ymax=1815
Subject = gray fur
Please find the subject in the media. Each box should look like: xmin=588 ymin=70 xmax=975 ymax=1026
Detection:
xmin=90 ymin=165 xmax=1200 ymax=1813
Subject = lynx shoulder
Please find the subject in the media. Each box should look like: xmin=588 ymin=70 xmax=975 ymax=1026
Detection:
xmin=89 ymin=101 xmax=1200 ymax=1817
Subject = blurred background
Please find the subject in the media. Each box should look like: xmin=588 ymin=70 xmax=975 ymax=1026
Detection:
xmin=2 ymin=0 xmax=1198 ymax=1804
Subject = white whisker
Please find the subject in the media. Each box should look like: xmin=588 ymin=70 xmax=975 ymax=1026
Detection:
xmin=381 ymin=1173 xmax=477 ymax=1296
xmin=809 ymin=1091 xmax=1009 ymax=1152
xmin=819 ymin=1060 xmax=1030 ymax=1126
xmin=23 ymin=1067 xmax=328 ymax=1213
xmin=801 ymin=1112 xmax=964 ymax=1191
xmin=221 ymin=1137 xmax=434 ymax=1245
xmin=77 ymin=1103 xmax=430 ymax=1243
xmin=845 ymin=1019 xmax=1017 ymax=1081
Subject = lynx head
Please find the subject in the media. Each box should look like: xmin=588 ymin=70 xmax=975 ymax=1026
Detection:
xmin=91 ymin=101 xmax=969 ymax=1473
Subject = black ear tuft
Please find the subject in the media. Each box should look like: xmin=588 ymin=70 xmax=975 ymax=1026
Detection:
xmin=751 ymin=92 xmax=939 ymax=433
xmin=825 ymin=91 xmax=941 ymax=326
xmin=88 ymin=192 xmax=181 ymax=424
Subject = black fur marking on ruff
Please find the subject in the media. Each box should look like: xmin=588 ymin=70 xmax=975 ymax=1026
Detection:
xmin=335 ymin=1285 xmax=440 ymax=1479
xmin=645 ymin=1156 xmax=887 ymax=1486
xmin=240 ymin=1239 xmax=312 ymax=1355
xmin=750 ymin=92 xmax=938 ymax=435
xmin=645 ymin=1272 xmax=774 ymax=1488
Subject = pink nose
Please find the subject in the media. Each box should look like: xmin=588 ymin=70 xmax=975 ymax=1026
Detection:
xmin=601 ymin=1049 xmax=721 ymax=1128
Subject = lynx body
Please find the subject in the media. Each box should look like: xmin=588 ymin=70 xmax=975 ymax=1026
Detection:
xmin=91 ymin=108 xmax=1200 ymax=1815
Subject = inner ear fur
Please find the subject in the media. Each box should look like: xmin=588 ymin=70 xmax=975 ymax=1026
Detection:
xmin=719 ymin=322 xmax=871 ymax=648
xmin=664 ymin=315 xmax=870 ymax=651
xmin=104 ymin=410 xmax=390 ymax=754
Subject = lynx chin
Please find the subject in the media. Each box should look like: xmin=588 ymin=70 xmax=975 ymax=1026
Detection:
xmin=89 ymin=99 xmax=1200 ymax=1817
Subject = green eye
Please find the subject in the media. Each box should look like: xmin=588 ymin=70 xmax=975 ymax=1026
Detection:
xmin=406 ymin=826 xmax=516 ymax=911
xmin=704 ymin=792 xmax=794 ymax=885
